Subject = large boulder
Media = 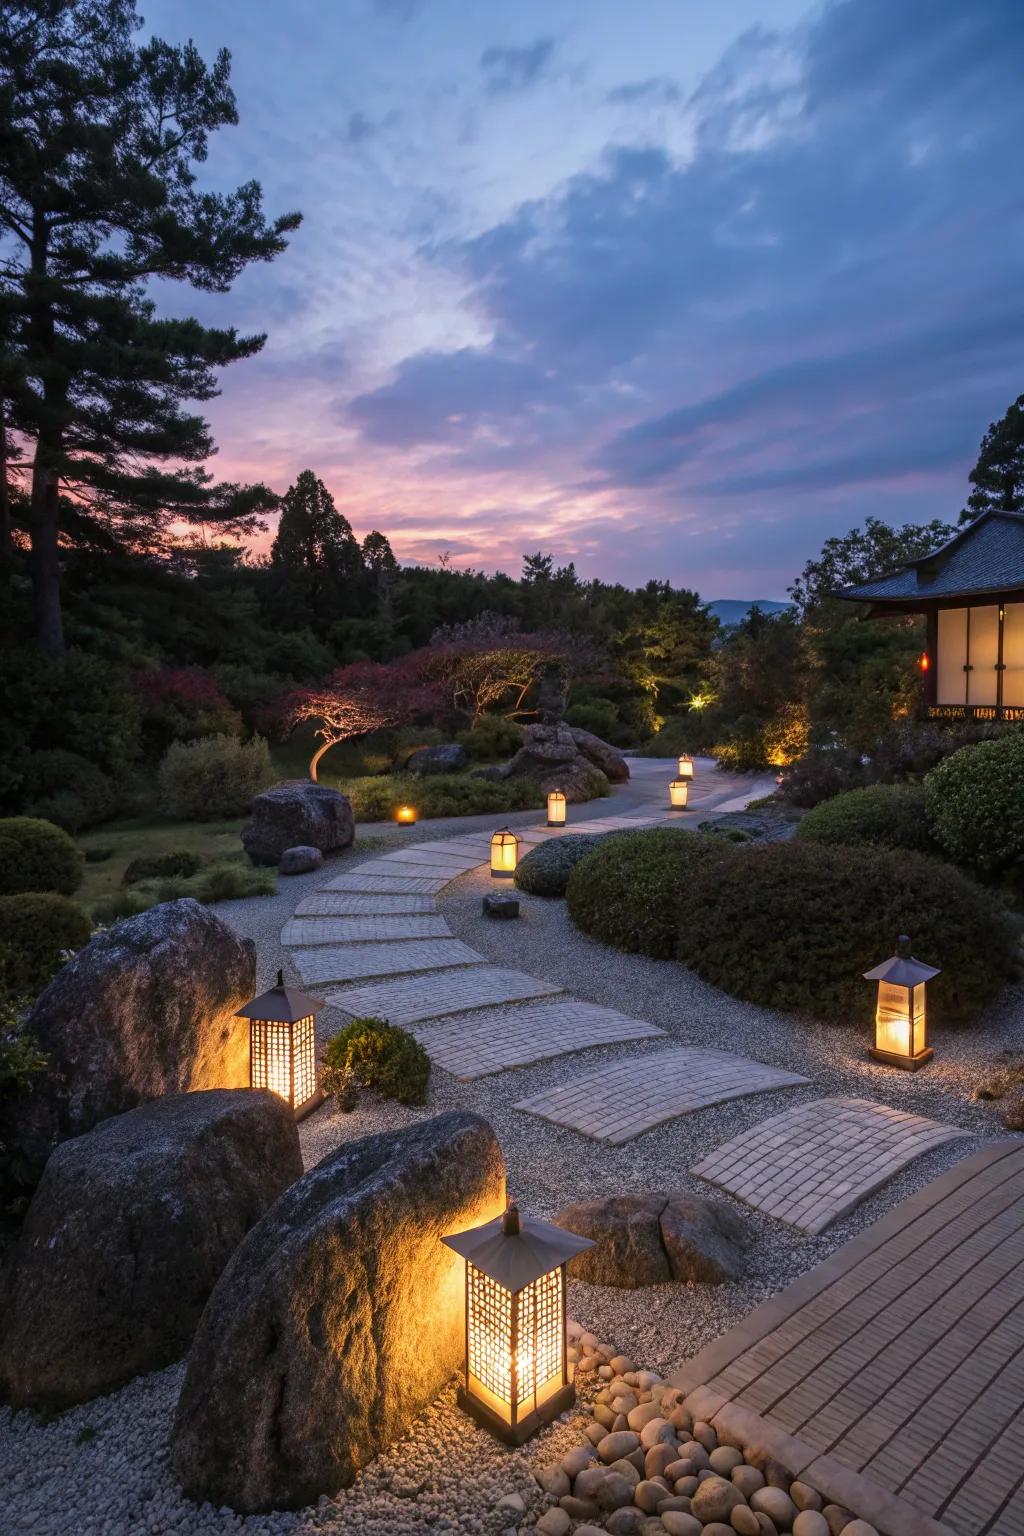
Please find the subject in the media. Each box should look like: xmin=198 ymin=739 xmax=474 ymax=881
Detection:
xmin=242 ymin=780 xmax=354 ymax=866
xmin=569 ymin=726 xmax=630 ymax=783
xmin=169 ymin=1110 xmax=505 ymax=1512
xmin=540 ymin=758 xmax=609 ymax=803
xmin=0 ymin=1090 xmax=302 ymax=1409
xmin=554 ymin=1191 xmax=748 ymax=1287
xmin=505 ymin=721 xmax=579 ymax=774
xmin=5 ymin=899 xmax=255 ymax=1180
xmin=406 ymin=742 xmax=468 ymax=775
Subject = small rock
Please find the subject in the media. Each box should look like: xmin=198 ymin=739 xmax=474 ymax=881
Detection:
xmin=573 ymin=1527 xmax=605 ymax=1536
xmin=628 ymin=1401 xmax=664 ymax=1432
xmin=658 ymin=1496 xmax=693 ymax=1513
xmin=836 ymin=1524 xmax=879 ymax=1536
xmin=561 ymin=1446 xmax=594 ymax=1478
xmin=693 ymin=1420 xmax=718 ymax=1452
xmin=609 ymin=1457 xmax=642 ymax=1486
xmin=559 ymin=1495 xmax=600 ymax=1520
xmin=645 ymin=1444 xmax=679 ymax=1479
xmin=640 ymin=1417 xmax=676 ymax=1450
xmin=598 ymin=1431 xmax=641 ymax=1464
xmin=678 ymin=1440 xmax=710 ymax=1470
xmin=790 ymin=1483 xmax=822 ymax=1513
xmin=610 ymin=1355 xmax=636 ymax=1376
xmin=666 ymin=1459 xmax=697 ymax=1481
xmin=691 ymin=1475 xmax=744 ymax=1523
xmin=731 ymin=1507 xmax=761 ymax=1535
xmin=482 ymin=892 xmax=519 ymax=919
xmin=586 ymin=1422 xmax=605 ymax=1447
xmin=634 ymin=1480 xmax=667 ymax=1513
xmin=661 ymin=1513 xmax=702 ymax=1536
xmin=495 ymin=1492 xmax=524 ymax=1513
xmin=751 ymin=1487 xmax=798 ymax=1528
xmin=703 ymin=1525 xmax=737 ymax=1536
xmin=604 ymin=1509 xmax=647 ymax=1536
xmin=792 ymin=1513 xmax=829 ymax=1536
xmin=755 ymin=1516 xmax=780 ymax=1536
xmin=535 ymin=1466 xmax=570 ymax=1497
xmin=711 ymin=1446 xmax=745 ymax=1476
xmin=534 ymin=1507 xmax=570 ymax=1536
xmin=277 ymin=845 xmax=323 ymax=875
xmin=732 ymin=1465 xmax=766 ymax=1498
xmin=596 ymin=1472 xmax=636 ymax=1512
xmin=594 ymin=1403 xmax=617 ymax=1430
xmin=575 ymin=1468 xmax=606 ymax=1499
xmin=822 ymin=1506 xmax=854 ymax=1535
xmin=674 ymin=1476 xmax=699 ymax=1497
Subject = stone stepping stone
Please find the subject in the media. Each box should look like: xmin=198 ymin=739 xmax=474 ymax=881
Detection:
xmin=692 ymin=1096 xmax=970 ymax=1234
xmin=324 ymin=966 xmax=562 ymax=1026
xmin=281 ymin=914 xmax=452 ymax=947
xmin=351 ymin=860 xmax=468 ymax=883
xmin=321 ymin=872 xmax=451 ymax=894
xmin=294 ymin=892 xmax=438 ymax=917
xmin=411 ymin=999 xmax=665 ymax=1078
xmin=376 ymin=847 xmax=485 ymax=869
xmin=290 ymin=938 xmax=485 ymax=987
xmin=515 ymin=1046 xmax=808 ymax=1145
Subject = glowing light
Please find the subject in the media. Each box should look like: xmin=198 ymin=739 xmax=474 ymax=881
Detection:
xmin=864 ymin=936 xmax=938 ymax=1071
xmin=919 ymin=651 xmax=930 ymax=672
xmin=669 ymin=777 xmax=689 ymax=809
xmin=396 ymin=804 xmax=417 ymax=826
xmin=546 ymin=791 xmax=566 ymax=827
xmin=237 ymin=971 xmax=325 ymax=1118
xmin=490 ymin=827 xmax=520 ymax=878
xmin=676 ymin=755 xmax=694 ymax=779
xmin=688 ymin=690 xmax=714 ymax=712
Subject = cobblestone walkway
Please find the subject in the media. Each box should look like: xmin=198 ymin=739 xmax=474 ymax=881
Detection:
xmin=514 ymin=1045 xmax=808 ymax=1144
xmin=693 ymin=1096 xmax=970 ymax=1234
xmin=410 ymin=998 xmax=665 ymax=1078
xmin=670 ymin=1141 xmax=1024 ymax=1536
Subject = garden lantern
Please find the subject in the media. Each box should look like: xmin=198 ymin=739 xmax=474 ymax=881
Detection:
xmin=864 ymin=935 xmax=939 ymax=1071
xmin=442 ymin=1202 xmax=594 ymax=1444
xmin=236 ymin=970 xmax=325 ymax=1119
xmin=669 ymin=776 xmax=689 ymax=809
xmin=396 ymin=803 xmax=417 ymax=828
xmin=490 ymin=827 xmax=520 ymax=879
xmin=546 ymin=790 xmax=567 ymax=828
xmin=676 ymin=754 xmax=694 ymax=780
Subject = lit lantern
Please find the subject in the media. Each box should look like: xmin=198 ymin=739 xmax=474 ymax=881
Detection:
xmin=676 ymin=754 xmax=694 ymax=780
xmin=863 ymin=935 xmax=939 ymax=1071
xmin=441 ymin=1202 xmax=594 ymax=1444
xmin=546 ymin=790 xmax=567 ymax=828
xmin=669 ymin=777 xmax=689 ymax=809
xmin=395 ymin=804 xmax=417 ymax=827
xmin=490 ymin=827 xmax=520 ymax=879
xmin=236 ymin=970 xmax=325 ymax=1119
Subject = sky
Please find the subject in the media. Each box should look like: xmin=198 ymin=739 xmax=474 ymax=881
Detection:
xmin=145 ymin=0 xmax=1024 ymax=599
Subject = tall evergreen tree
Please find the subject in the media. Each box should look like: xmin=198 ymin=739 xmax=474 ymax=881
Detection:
xmin=963 ymin=392 xmax=1024 ymax=522
xmin=0 ymin=0 xmax=301 ymax=650
xmin=270 ymin=469 xmax=363 ymax=621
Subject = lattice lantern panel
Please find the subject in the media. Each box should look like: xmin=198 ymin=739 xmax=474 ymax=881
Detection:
xmin=250 ymin=1013 xmax=317 ymax=1111
xmin=466 ymin=1263 xmax=564 ymax=1427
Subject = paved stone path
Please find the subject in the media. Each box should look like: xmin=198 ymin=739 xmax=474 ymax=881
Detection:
xmin=322 ymin=871 xmax=453 ymax=894
xmin=293 ymin=891 xmax=439 ymax=916
xmin=281 ymin=914 xmax=452 ymax=945
xmin=515 ymin=1045 xmax=809 ymax=1144
xmin=291 ymin=936 xmax=485 ymax=986
xmin=693 ymin=1097 xmax=971 ymax=1234
xmin=324 ymin=965 xmax=563 ymax=1025
xmin=410 ymin=998 xmax=665 ymax=1079
xmin=670 ymin=1141 xmax=1024 ymax=1536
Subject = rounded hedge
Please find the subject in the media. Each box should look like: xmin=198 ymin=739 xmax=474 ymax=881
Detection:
xmin=514 ymin=833 xmax=602 ymax=897
xmin=925 ymin=731 xmax=1024 ymax=874
xmin=796 ymin=784 xmax=934 ymax=854
xmin=565 ymin=827 xmax=731 ymax=959
xmin=677 ymin=841 xmax=1016 ymax=1027
xmin=0 ymin=892 xmax=92 ymax=999
xmin=0 ymin=817 xmax=84 ymax=897
xmin=323 ymin=1016 xmax=430 ymax=1105
xmin=23 ymin=748 xmax=118 ymax=833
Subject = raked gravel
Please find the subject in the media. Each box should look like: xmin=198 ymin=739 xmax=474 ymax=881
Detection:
xmin=3 ymin=768 xmax=1021 ymax=1536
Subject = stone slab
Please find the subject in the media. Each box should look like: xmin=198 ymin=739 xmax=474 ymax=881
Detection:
xmin=290 ymin=938 xmax=485 ymax=987
xmin=293 ymin=892 xmax=438 ymax=917
xmin=411 ymin=998 xmax=665 ymax=1078
xmin=352 ymin=861 xmax=468 ymax=883
xmin=325 ymin=967 xmax=563 ymax=1026
xmin=280 ymin=915 xmax=452 ymax=947
xmin=515 ymin=1046 xmax=808 ymax=1144
xmin=693 ymin=1096 xmax=970 ymax=1234
xmin=320 ymin=872 xmax=451 ymax=894
xmin=375 ymin=847 xmax=485 ymax=869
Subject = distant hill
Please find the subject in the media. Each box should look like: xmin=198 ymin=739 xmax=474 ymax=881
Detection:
xmin=707 ymin=598 xmax=792 ymax=627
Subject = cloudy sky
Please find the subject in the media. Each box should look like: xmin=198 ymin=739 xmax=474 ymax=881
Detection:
xmin=146 ymin=0 xmax=1024 ymax=599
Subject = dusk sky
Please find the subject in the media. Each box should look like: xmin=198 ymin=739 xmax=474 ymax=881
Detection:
xmin=146 ymin=0 xmax=1023 ymax=599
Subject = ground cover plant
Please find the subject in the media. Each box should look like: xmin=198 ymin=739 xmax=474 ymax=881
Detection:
xmin=0 ymin=818 xmax=84 ymax=897
xmin=514 ymin=833 xmax=602 ymax=897
xmin=77 ymin=818 xmax=273 ymax=922
xmin=677 ymin=840 xmax=1017 ymax=1027
xmin=341 ymin=771 xmax=547 ymax=822
xmin=322 ymin=1016 xmax=430 ymax=1106
xmin=565 ymin=826 xmax=731 ymax=959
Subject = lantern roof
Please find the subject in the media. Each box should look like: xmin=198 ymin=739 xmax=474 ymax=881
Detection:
xmin=442 ymin=1203 xmax=593 ymax=1291
xmin=491 ymin=826 xmax=520 ymax=841
xmin=236 ymin=969 xmax=325 ymax=1023
xmin=864 ymin=937 xmax=940 ymax=989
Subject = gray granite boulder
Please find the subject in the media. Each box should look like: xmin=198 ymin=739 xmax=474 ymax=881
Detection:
xmin=569 ymin=726 xmax=630 ymax=783
xmin=278 ymin=844 xmax=323 ymax=875
xmin=555 ymin=1191 xmax=748 ymax=1287
xmin=540 ymin=758 xmax=609 ymax=803
xmin=169 ymin=1110 xmax=505 ymax=1512
xmin=5 ymin=899 xmax=255 ymax=1181
xmin=0 ymin=1090 xmax=302 ymax=1409
xmin=406 ymin=742 xmax=468 ymax=775
xmin=242 ymin=781 xmax=354 ymax=866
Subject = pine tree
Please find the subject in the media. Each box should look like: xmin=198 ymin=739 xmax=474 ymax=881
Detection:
xmin=963 ymin=393 xmax=1024 ymax=522
xmin=0 ymin=0 xmax=301 ymax=650
xmin=270 ymin=470 xmax=363 ymax=621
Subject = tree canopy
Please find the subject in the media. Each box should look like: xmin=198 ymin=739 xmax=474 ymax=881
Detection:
xmin=963 ymin=392 xmax=1024 ymax=522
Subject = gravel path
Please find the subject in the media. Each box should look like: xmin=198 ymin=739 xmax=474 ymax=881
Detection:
xmin=4 ymin=759 xmax=1018 ymax=1536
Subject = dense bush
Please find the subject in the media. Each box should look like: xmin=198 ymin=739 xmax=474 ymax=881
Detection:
xmin=777 ymin=745 xmax=866 ymax=807
xmin=925 ymin=732 xmax=1024 ymax=876
xmin=0 ymin=893 xmax=92 ymax=1000
xmin=322 ymin=1016 xmax=430 ymax=1105
xmin=136 ymin=667 xmax=244 ymax=758
xmin=677 ymin=841 xmax=1016 ymax=1026
xmin=514 ymin=833 xmax=602 ymax=897
xmin=565 ymin=699 xmax=620 ymax=740
xmin=194 ymin=864 xmax=276 ymax=903
xmin=797 ymin=785 xmax=935 ymax=853
xmin=0 ymin=817 xmax=84 ymax=897
xmin=124 ymin=850 xmax=203 ymax=885
xmin=458 ymin=714 xmax=525 ymax=761
xmin=344 ymin=772 xmax=545 ymax=822
xmin=712 ymin=703 xmax=809 ymax=772
xmin=566 ymin=827 xmax=731 ymax=959
xmin=22 ymin=749 xmax=118 ymax=833
xmin=157 ymin=734 xmax=271 ymax=820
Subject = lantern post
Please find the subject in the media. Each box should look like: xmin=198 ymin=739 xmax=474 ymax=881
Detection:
xmin=669 ymin=777 xmax=689 ymax=810
xmin=863 ymin=935 xmax=939 ymax=1070
xmin=676 ymin=754 xmax=694 ymax=780
xmin=395 ymin=804 xmax=417 ymax=828
xmin=546 ymin=791 xmax=567 ymax=828
xmin=490 ymin=827 xmax=520 ymax=879
xmin=236 ymin=970 xmax=325 ymax=1119
xmin=442 ymin=1202 xmax=594 ymax=1444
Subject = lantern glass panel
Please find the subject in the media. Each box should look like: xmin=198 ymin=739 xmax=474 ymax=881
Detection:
xmin=466 ymin=1262 xmax=564 ymax=1428
xmin=677 ymin=756 xmax=694 ymax=779
xmin=669 ymin=778 xmax=688 ymax=808
xmin=251 ymin=1013 xmax=317 ymax=1110
xmin=396 ymin=804 xmax=417 ymax=825
xmin=547 ymin=791 xmax=566 ymax=827
xmin=874 ymin=981 xmax=911 ymax=1058
xmin=490 ymin=831 xmax=519 ymax=877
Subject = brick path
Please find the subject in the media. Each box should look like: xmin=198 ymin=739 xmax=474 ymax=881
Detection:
xmin=280 ymin=914 xmax=452 ymax=945
xmin=410 ymin=998 xmax=665 ymax=1078
xmin=324 ymin=965 xmax=564 ymax=1025
xmin=290 ymin=936 xmax=485 ymax=986
xmin=693 ymin=1096 xmax=970 ymax=1234
xmin=515 ymin=1045 xmax=808 ymax=1144
xmin=670 ymin=1142 xmax=1024 ymax=1536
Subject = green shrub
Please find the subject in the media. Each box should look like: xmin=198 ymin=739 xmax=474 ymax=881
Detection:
xmin=677 ymin=841 xmax=1016 ymax=1027
xmin=925 ymin=732 xmax=1024 ymax=875
xmin=0 ymin=817 xmax=84 ymax=897
xmin=0 ymin=997 xmax=48 ymax=1224
xmin=323 ymin=1016 xmax=430 ymax=1105
xmin=565 ymin=700 xmax=620 ymax=740
xmin=0 ymin=893 xmax=92 ymax=1000
xmin=344 ymin=772 xmax=546 ymax=822
xmin=566 ymin=827 xmax=731 ymax=959
xmin=158 ymin=733 xmax=272 ymax=820
xmin=124 ymin=851 xmax=203 ymax=885
xmin=194 ymin=864 xmax=275 ymax=903
xmin=458 ymin=714 xmax=525 ymax=761
xmin=91 ymin=889 xmax=151 ymax=924
xmin=514 ymin=834 xmax=602 ymax=897
xmin=797 ymin=785 xmax=935 ymax=854
xmin=22 ymin=749 xmax=118 ymax=833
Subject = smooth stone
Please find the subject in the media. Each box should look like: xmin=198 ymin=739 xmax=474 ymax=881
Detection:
xmin=691 ymin=1475 xmax=745 ymax=1524
xmin=711 ymin=1447 xmax=745 ymax=1476
xmin=755 ymin=1517 xmax=779 ymax=1536
xmin=791 ymin=1484 xmax=822 ymax=1513
xmin=535 ymin=1508 xmax=570 ymax=1536
xmin=595 ymin=1472 xmax=636 ymax=1512
xmin=610 ymin=1355 xmax=637 ymax=1375
xmin=609 ymin=1457 xmax=642 ymax=1486
xmin=731 ymin=1508 xmax=761 ymax=1535
xmin=674 ymin=1476 xmax=699 ymax=1496
xmin=599 ymin=1431 xmax=641 ymax=1463
xmin=640 ymin=1417 xmax=676 ymax=1450
xmin=665 ymin=1459 xmax=697 ymax=1481
xmin=704 ymin=1525 xmax=737 ymax=1536
xmin=574 ymin=1469 xmax=607 ymax=1500
xmin=277 ymin=845 xmax=322 ymax=876
xmin=658 ymin=1496 xmax=693 ymax=1513
xmin=661 ymin=1514 xmax=702 ymax=1536
xmin=678 ymin=1440 xmax=710 ymax=1470
xmin=752 ymin=1487 xmax=799 ymax=1528
xmin=732 ymin=1466 xmax=766 ymax=1498
xmin=792 ymin=1514 xmax=829 ymax=1536
xmin=604 ymin=1509 xmax=647 ymax=1536
xmin=560 ymin=1495 xmax=600 ymax=1520
xmin=586 ymin=1422 xmax=606 ymax=1446
xmin=822 ymin=1508 xmax=854 ymax=1536
xmin=668 ymin=1406 xmax=693 ymax=1434
xmin=613 ymin=1412 xmax=629 ymax=1431
xmin=837 ymin=1525 xmax=879 ymax=1536
xmin=645 ymin=1444 xmax=679 ymax=1479
xmin=561 ymin=1447 xmax=595 ymax=1477
xmin=693 ymin=1420 xmax=718 ymax=1452
xmin=628 ymin=1401 xmax=665 ymax=1432
xmin=496 ymin=1493 xmax=524 ymax=1512
xmin=536 ymin=1466 xmax=570 ymax=1497
xmin=594 ymin=1403 xmax=617 ymax=1430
